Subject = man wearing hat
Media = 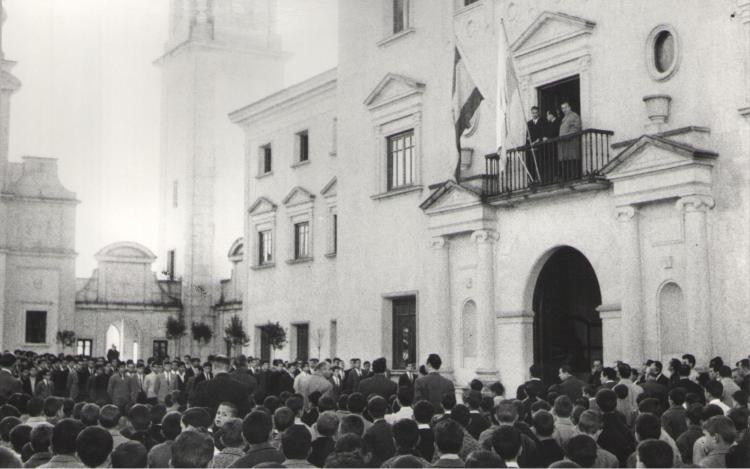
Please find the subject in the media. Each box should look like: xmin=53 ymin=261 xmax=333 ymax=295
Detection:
xmin=0 ymin=353 xmax=21 ymax=399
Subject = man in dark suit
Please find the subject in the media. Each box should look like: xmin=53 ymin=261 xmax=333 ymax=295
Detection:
xmin=357 ymin=358 xmax=397 ymax=401
xmin=106 ymin=345 xmax=120 ymax=364
xmin=34 ymin=370 xmax=54 ymax=399
xmin=189 ymin=355 xmax=253 ymax=418
xmin=413 ymin=400 xmax=436 ymax=462
xmin=328 ymin=365 xmax=343 ymax=401
xmin=671 ymin=364 xmax=705 ymax=404
xmin=0 ymin=353 xmax=22 ymax=399
xmin=595 ymin=388 xmax=635 ymax=467
xmin=274 ymin=360 xmax=295 ymax=396
xmin=343 ymin=359 xmax=363 ymax=394
xmin=107 ymin=363 xmax=134 ymax=410
xmin=230 ymin=355 xmax=258 ymax=399
xmin=362 ymin=396 xmax=396 ymax=467
xmin=21 ymin=368 xmax=39 ymax=396
xmin=558 ymin=365 xmax=585 ymax=400
xmin=398 ymin=363 xmax=417 ymax=390
xmin=414 ymin=354 xmax=454 ymax=411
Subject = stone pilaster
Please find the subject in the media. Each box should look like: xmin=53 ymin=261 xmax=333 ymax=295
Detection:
xmin=471 ymin=229 xmax=499 ymax=380
xmin=676 ymin=195 xmax=715 ymax=363
xmin=426 ymin=236 xmax=453 ymax=378
xmin=495 ymin=311 xmax=534 ymax=395
xmin=616 ymin=205 xmax=644 ymax=365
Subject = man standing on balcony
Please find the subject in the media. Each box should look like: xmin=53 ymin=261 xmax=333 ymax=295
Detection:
xmin=526 ymin=106 xmax=547 ymax=183
xmin=558 ymin=101 xmax=582 ymax=180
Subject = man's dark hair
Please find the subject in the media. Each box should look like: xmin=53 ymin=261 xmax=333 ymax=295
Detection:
xmin=26 ymin=397 xmax=43 ymax=417
xmin=469 ymin=379 xmax=483 ymax=392
xmin=412 ymin=400 xmax=434 ymax=424
xmin=492 ymin=425 xmax=522 ymax=460
xmin=465 ymin=390 xmax=482 ymax=410
xmin=652 ymin=361 xmax=663 ymax=373
xmin=565 ymin=434 xmax=598 ymax=467
xmin=601 ymin=367 xmax=617 ymax=381
xmin=532 ymin=409 xmax=556 ymax=437
xmin=434 ymin=419 xmax=463 ymax=455
xmin=8 ymin=424 xmax=30 ymax=454
xmin=264 ymin=395 xmax=281 ymax=414
xmin=635 ymin=413 xmax=661 ymax=440
xmin=99 ymin=404 xmax=121 ymax=429
xmin=347 ymin=393 xmax=367 ymax=414
xmin=678 ymin=363 xmax=691 ymax=377
xmin=397 ymin=386 xmax=414 ymax=407
xmin=554 ymin=395 xmax=573 ymax=418
xmin=728 ymin=407 xmax=749 ymax=432
xmin=170 ymin=431 xmax=214 ymax=468
xmin=43 ymin=397 xmax=62 ymax=418
xmin=449 ymin=404 xmax=471 ymax=427
xmin=668 ymin=387 xmax=686 ymax=406
xmin=489 ymin=381 xmax=505 ymax=396
xmin=285 ymin=395 xmax=304 ymax=416
xmin=281 ymin=425 xmax=312 ymax=460
xmin=111 ymin=440 xmax=147 ymax=468
xmin=704 ymin=415 xmax=737 ymax=444
xmin=613 ymin=383 xmax=629 ymax=399
xmin=637 ymin=439 xmax=673 ymax=468
xmin=0 ymin=417 xmax=19 ymax=442
xmin=29 ymin=423 xmax=53 ymax=452
xmin=367 ymin=396 xmax=388 ymax=419
xmin=273 ymin=407 xmax=295 ymax=432
xmin=441 ymin=392 xmax=456 ymax=412
xmin=465 ymin=450 xmax=505 ymax=468
xmin=704 ymin=404 xmax=725 ymax=421
xmin=0 ymin=447 xmax=20 ymax=468
xmin=316 ymin=412 xmax=339 ymax=438
xmin=685 ymin=403 xmax=704 ymax=425
xmin=719 ymin=365 xmax=732 ymax=378
xmin=530 ymin=106 xmax=539 ymax=112
xmin=128 ymin=404 xmax=151 ymax=431
xmin=426 ymin=354 xmax=442 ymax=370
xmin=337 ymin=394 xmax=349 ymax=411
xmin=706 ymin=380 xmax=724 ymax=399
xmin=51 ymin=419 xmax=84 ymax=455
xmin=372 ymin=358 xmax=387 ymax=374
xmin=340 ymin=414 xmax=365 ymax=437
xmin=76 ymin=426 xmax=113 ymax=468
xmin=595 ymin=389 xmax=617 ymax=413
xmin=324 ymin=450 xmax=365 ymax=468
xmin=682 ymin=354 xmax=696 ymax=367
xmin=734 ymin=390 xmax=749 ymax=407
xmin=392 ymin=419 xmax=419 ymax=450
xmin=221 ymin=418 xmax=244 ymax=448
xmin=495 ymin=399 xmax=519 ymax=423
xmin=0 ymin=404 xmax=20 ymax=419
xmin=161 ymin=411 xmax=182 ymax=441
xmin=318 ymin=395 xmax=336 ymax=413
xmin=180 ymin=407 xmax=211 ymax=430
xmin=638 ymin=398 xmax=664 ymax=417
xmin=79 ymin=403 xmax=100 ymax=426
xmin=617 ymin=363 xmax=632 ymax=379
xmin=243 ymin=410 xmax=273 ymax=444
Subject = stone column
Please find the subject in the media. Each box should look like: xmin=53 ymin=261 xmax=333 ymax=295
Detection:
xmin=472 ymin=229 xmax=499 ymax=380
xmin=616 ymin=205 xmax=644 ymax=365
xmin=428 ymin=236 xmax=453 ymax=378
xmin=676 ymin=195 xmax=715 ymax=363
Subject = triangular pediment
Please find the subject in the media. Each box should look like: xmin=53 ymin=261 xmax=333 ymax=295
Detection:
xmin=603 ymin=135 xmax=718 ymax=179
xmin=282 ymin=186 xmax=315 ymax=206
xmin=511 ymin=12 xmax=596 ymax=56
xmin=320 ymin=177 xmax=337 ymax=198
xmin=364 ymin=73 xmax=425 ymax=110
xmin=420 ymin=180 xmax=482 ymax=214
xmin=248 ymin=196 xmax=277 ymax=215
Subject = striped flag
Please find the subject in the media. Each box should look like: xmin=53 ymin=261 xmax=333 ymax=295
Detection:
xmin=452 ymin=47 xmax=484 ymax=182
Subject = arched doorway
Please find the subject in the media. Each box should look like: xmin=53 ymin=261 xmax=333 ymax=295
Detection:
xmin=532 ymin=247 xmax=602 ymax=384
xmin=106 ymin=324 xmax=122 ymax=358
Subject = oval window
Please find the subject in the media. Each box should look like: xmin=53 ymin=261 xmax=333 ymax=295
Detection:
xmin=654 ymin=31 xmax=675 ymax=73
xmin=646 ymin=25 xmax=680 ymax=81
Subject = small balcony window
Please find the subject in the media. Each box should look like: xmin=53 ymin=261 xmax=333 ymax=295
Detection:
xmin=387 ymin=130 xmax=415 ymax=190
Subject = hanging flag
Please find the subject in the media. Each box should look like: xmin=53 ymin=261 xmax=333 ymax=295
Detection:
xmin=452 ymin=46 xmax=484 ymax=182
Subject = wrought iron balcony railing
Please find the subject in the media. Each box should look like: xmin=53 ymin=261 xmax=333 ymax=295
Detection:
xmin=483 ymin=128 xmax=614 ymax=197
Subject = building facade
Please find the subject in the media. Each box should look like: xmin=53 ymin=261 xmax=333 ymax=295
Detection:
xmin=238 ymin=0 xmax=750 ymax=393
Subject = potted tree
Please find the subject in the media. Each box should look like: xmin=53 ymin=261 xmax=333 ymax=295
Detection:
xmin=191 ymin=322 xmax=213 ymax=361
xmin=56 ymin=330 xmax=76 ymax=353
xmin=224 ymin=315 xmax=250 ymax=357
xmin=165 ymin=315 xmax=187 ymax=356
xmin=259 ymin=321 xmax=287 ymax=359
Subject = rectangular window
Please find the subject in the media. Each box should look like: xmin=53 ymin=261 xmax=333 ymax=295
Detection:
xmin=258 ymin=230 xmax=273 ymax=265
xmin=25 ymin=311 xmax=47 ymax=344
xmin=172 ymin=180 xmax=178 ymax=208
xmin=393 ymin=0 xmax=407 ymax=34
xmin=294 ymin=222 xmax=310 ymax=259
xmin=166 ymin=249 xmax=175 ymax=280
xmin=297 ymin=131 xmax=309 ymax=162
xmin=153 ymin=340 xmax=168 ymax=360
xmin=332 ymin=213 xmax=338 ymax=254
xmin=261 ymin=144 xmax=272 ymax=174
xmin=295 ymin=324 xmax=309 ymax=361
xmin=76 ymin=339 xmax=93 ymax=356
xmin=387 ymin=129 xmax=415 ymax=190
xmin=392 ymin=297 xmax=417 ymax=370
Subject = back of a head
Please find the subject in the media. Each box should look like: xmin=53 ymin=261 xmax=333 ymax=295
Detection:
xmin=324 ymin=451 xmax=365 ymax=468
xmin=51 ymin=419 xmax=84 ymax=455
xmin=170 ymin=431 xmax=214 ymax=468
xmin=637 ymin=398 xmax=663 ymax=418
xmin=285 ymin=395 xmax=304 ymax=415
xmin=264 ymin=395 xmax=281 ymax=414
xmin=220 ymin=418 xmax=244 ymax=448
xmin=565 ymin=434 xmax=598 ymax=468
xmin=273 ymin=406 xmax=295 ymax=432
xmin=99 ymin=404 xmax=122 ymax=429
xmin=0 ymin=447 xmax=21 ymax=468
xmin=367 ymin=396 xmax=388 ymax=419
xmin=495 ymin=399 xmax=518 ymax=423
xmin=635 ymin=413 xmax=661 ymax=440
xmin=29 ymin=423 xmax=53 ymax=453
xmin=668 ymin=387 xmax=686 ymax=406
xmin=334 ymin=433 xmax=365 ymax=454
xmin=637 ymin=439 xmax=673 ymax=468
xmin=533 ymin=410 xmax=556 ymax=437
xmin=450 ymin=404 xmax=471 ymax=427
xmin=372 ymin=358 xmax=387 ymax=374
xmin=706 ymin=380 xmax=724 ymax=399
xmin=434 ymin=419 xmax=463 ymax=455
xmin=465 ymin=390 xmax=482 ymax=410
xmin=43 ymin=397 xmax=62 ymax=418
xmin=397 ymin=386 xmax=414 ymax=408
xmin=0 ymin=417 xmax=20 ymax=442
xmin=704 ymin=415 xmax=737 ymax=445
xmin=340 ymin=414 xmax=365 ymax=437
xmin=392 ymin=419 xmax=419 ymax=450
xmin=441 ymin=392 xmax=457 ymax=412
xmin=595 ymin=389 xmax=617 ymax=413
xmin=492 ymin=425 xmax=521 ymax=461
xmin=549 ymin=461 xmax=582 ymax=468
xmin=8 ymin=424 xmax=30 ymax=454
xmin=181 ymin=407 xmax=211 ymax=431
xmin=465 ymin=450 xmax=506 ymax=468
xmin=318 ymin=395 xmax=337 ymax=413
xmin=728 ymin=407 xmax=750 ymax=432
xmin=128 ymin=404 xmax=151 ymax=431
xmin=281 ymin=424 xmax=312 ymax=460
xmin=161 ymin=411 xmax=182 ymax=441
xmin=80 ymin=403 xmax=100 ymax=426
xmin=577 ymin=410 xmax=602 ymax=435
xmin=413 ymin=400 xmax=435 ymax=424
xmin=685 ymin=403 xmax=704 ymax=425
xmin=426 ymin=354 xmax=442 ymax=370
xmin=613 ymin=384 xmax=629 ymax=400
xmin=347 ymin=393 xmax=366 ymax=414
xmin=554 ymin=395 xmax=573 ymax=418
xmin=617 ymin=363 xmax=632 ymax=379
xmin=76 ymin=426 xmax=113 ymax=468
xmin=243 ymin=410 xmax=273 ymax=445
xmin=26 ymin=398 xmax=43 ymax=418
xmin=316 ymin=412 xmax=339 ymax=438
xmin=111 ymin=440 xmax=147 ymax=468
xmin=0 ymin=404 xmax=20 ymax=420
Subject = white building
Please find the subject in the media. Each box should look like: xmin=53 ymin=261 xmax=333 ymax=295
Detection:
xmin=236 ymin=0 xmax=750 ymax=393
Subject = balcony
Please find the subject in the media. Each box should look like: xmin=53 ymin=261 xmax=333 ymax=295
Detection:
xmin=481 ymin=129 xmax=614 ymax=198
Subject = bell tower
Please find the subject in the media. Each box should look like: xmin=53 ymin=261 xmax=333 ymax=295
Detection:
xmin=0 ymin=0 xmax=21 ymax=191
xmin=156 ymin=0 xmax=284 ymax=356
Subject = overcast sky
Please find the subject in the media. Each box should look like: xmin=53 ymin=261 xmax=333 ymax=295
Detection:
xmin=4 ymin=0 xmax=338 ymax=276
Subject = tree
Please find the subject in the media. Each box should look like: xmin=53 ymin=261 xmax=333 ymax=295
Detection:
xmin=224 ymin=315 xmax=250 ymax=357
xmin=191 ymin=322 xmax=213 ymax=344
xmin=56 ymin=330 xmax=76 ymax=351
xmin=259 ymin=321 xmax=287 ymax=358
xmin=165 ymin=315 xmax=187 ymax=355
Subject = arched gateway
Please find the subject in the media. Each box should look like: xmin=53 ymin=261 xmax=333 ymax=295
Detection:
xmin=532 ymin=247 xmax=602 ymax=383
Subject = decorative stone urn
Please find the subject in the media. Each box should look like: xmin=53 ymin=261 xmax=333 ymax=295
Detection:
xmin=643 ymin=94 xmax=672 ymax=133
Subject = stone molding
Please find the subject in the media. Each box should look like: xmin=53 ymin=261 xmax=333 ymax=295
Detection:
xmin=615 ymin=205 xmax=637 ymax=222
xmin=471 ymin=229 xmax=499 ymax=244
xmin=430 ymin=236 xmax=448 ymax=250
xmin=675 ymin=195 xmax=715 ymax=212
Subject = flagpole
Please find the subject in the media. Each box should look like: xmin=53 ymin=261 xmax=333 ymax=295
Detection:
xmin=500 ymin=18 xmax=541 ymax=183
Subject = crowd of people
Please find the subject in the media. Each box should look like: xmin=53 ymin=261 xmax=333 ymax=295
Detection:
xmin=0 ymin=348 xmax=748 ymax=468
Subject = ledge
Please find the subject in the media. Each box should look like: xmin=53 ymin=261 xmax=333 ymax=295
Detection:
xmin=250 ymin=263 xmax=275 ymax=271
xmin=453 ymin=0 xmax=484 ymax=16
xmin=371 ymin=185 xmax=423 ymax=200
xmin=291 ymin=160 xmax=310 ymax=169
xmin=740 ymin=105 xmax=750 ymax=119
xmin=286 ymin=257 xmax=313 ymax=265
xmin=255 ymin=171 xmax=274 ymax=179
xmin=328 ymin=151 xmax=337 ymax=157
xmin=324 ymin=252 xmax=337 ymax=259
xmin=376 ymin=28 xmax=416 ymax=48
